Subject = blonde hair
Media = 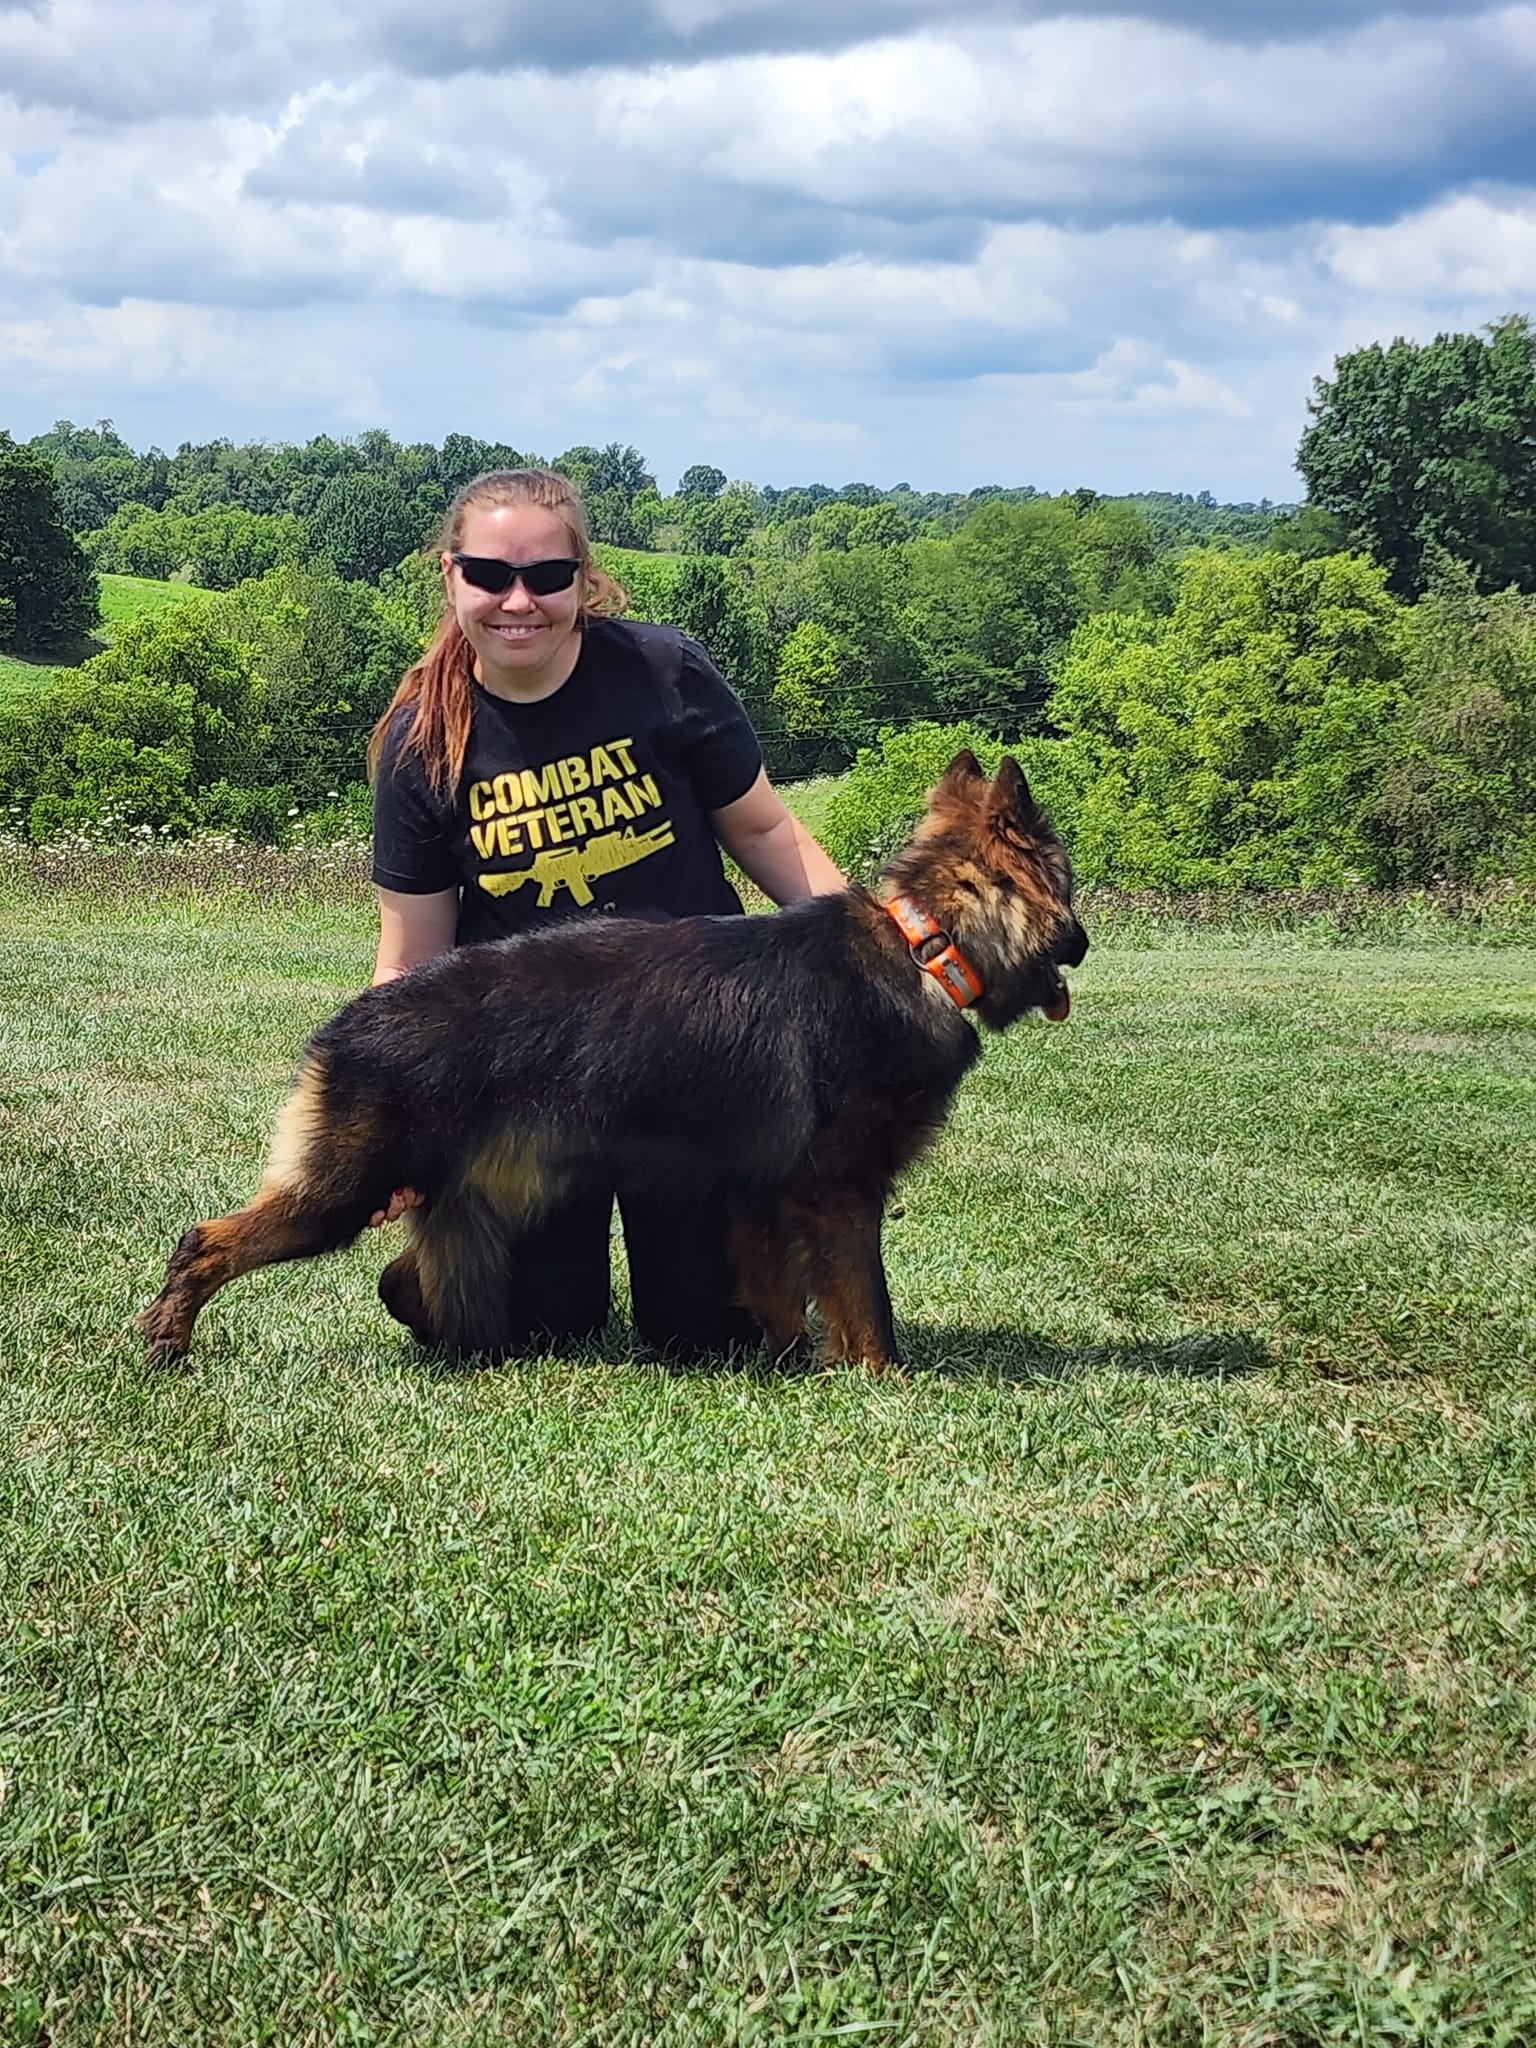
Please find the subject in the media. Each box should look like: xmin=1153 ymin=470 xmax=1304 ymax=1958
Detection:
xmin=368 ymin=468 xmax=629 ymax=797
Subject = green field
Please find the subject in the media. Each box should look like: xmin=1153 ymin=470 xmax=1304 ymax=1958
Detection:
xmin=97 ymin=569 xmax=204 ymax=632
xmin=2 ymin=876 xmax=1534 ymax=2045
xmin=0 ymin=573 xmax=202 ymax=699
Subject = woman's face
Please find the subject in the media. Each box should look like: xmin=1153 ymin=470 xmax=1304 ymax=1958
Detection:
xmin=445 ymin=501 xmax=585 ymax=701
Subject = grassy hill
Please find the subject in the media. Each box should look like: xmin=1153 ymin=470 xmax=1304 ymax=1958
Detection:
xmin=98 ymin=570 xmax=205 ymax=632
xmin=0 ymin=572 xmax=203 ymax=700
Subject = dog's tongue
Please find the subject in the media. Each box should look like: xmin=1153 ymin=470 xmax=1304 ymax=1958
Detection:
xmin=1042 ymin=983 xmax=1071 ymax=1022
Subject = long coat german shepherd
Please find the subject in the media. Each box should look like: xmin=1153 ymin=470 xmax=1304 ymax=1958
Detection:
xmin=141 ymin=751 xmax=1087 ymax=1369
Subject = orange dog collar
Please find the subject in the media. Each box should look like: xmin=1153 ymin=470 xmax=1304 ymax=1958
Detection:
xmin=884 ymin=895 xmax=984 ymax=1009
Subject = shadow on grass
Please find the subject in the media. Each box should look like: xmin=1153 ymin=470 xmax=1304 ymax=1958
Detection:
xmin=902 ymin=1322 xmax=1273 ymax=1384
xmin=3 ymin=631 xmax=105 ymax=673
xmin=401 ymin=1319 xmax=1272 ymax=1387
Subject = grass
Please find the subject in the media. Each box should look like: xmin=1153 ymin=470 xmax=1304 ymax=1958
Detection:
xmin=2 ymin=871 xmax=1534 ymax=2045
xmin=96 ymin=571 xmax=205 ymax=633
xmin=0 ymin=574 xmax=203 ymax=700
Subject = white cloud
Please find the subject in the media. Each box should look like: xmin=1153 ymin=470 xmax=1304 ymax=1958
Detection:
xmin=1323 ymin=190 xmax=1536 ymax=302
xmin=0 ymin=298 xmax=385 ymax=418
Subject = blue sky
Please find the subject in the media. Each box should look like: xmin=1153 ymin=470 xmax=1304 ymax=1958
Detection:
xmin=1 ymin=0 xmax=1532 ymax=500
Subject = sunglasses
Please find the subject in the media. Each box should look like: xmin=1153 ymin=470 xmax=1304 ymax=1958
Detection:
xmin=451 ymin=553 xmax=583 ymax=597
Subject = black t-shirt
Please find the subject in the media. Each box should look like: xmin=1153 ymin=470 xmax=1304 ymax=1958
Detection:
xmin=372 ymin=617 xmax=763 ymax=945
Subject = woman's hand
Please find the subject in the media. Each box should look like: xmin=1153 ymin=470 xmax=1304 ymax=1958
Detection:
xmin=369 ymin=1187 xmax=425 ymax=1228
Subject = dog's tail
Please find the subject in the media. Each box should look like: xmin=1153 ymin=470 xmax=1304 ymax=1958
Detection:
xmin=383 ymin=1190 xmax=519 ymax=1355
xmin=381 ymin=1133 xmax=576 ymax=1355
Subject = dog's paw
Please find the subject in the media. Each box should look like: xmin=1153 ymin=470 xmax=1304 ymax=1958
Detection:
xmin=137 ymin=1302 xmax=190 ymax=1366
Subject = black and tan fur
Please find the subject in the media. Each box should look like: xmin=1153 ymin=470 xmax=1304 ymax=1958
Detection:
xmin=140 ymin=752 xmax=1087 ymax=1369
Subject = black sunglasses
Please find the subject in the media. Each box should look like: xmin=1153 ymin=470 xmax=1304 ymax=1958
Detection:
xmin=451 ymin=552 xmax=582 ymax=597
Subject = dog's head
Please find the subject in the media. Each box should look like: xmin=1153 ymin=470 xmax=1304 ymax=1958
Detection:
xmin=880 ymin=748 xmax=1088 ymax=1030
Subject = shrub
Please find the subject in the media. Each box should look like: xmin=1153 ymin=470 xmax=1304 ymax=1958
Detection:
xmin=819 ymin=721 xmax=1000 ymax=880
xmin=1047 ymin=550 xmax=1408 ymax=887
xmin=0 ymin=608 xmax=259 ymax=839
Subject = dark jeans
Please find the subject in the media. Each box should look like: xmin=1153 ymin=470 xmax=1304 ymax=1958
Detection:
xmin=392 ymin=1181 xmax=762 ymax=1360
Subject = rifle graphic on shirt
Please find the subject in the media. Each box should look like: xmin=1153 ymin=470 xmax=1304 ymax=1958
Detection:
xmin=477 ymin=822 xmax=678 ymax=908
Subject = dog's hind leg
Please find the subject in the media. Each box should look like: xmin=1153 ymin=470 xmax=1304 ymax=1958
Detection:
xmin=389 ymin=1145 xmax=580 ymax=1356
xmin=140 ymin=1185 xmax=374 ymax=1363
xmin=727 ymin=1211 xmax=810 ymax=1366
xmin=140 ymin=1048 xmax=391 ymax=1363
xmin=798 ymin=1189 xmax=900 ymax=1371
xmin=377 ymin=1241 xmax=435 ymax=1346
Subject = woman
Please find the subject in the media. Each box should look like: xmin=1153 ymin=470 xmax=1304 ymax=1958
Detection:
xmin=367 ymin=466 xmax=844 ymax=1357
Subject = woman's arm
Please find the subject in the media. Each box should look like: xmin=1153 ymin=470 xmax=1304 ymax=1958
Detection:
xmin=372 ymin=886 xmax=460 ymax=985
xmin=709 ymin=770 xmax=845 ymax=905
xmin=368 ymin=887 xmax=458 ymax=1224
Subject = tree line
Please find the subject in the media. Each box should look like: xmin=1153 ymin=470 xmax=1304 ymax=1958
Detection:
xmin=1 ymin=312 xmax=1533 ymax=886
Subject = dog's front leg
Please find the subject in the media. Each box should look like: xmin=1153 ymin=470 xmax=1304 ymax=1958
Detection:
xmin=800 ymin=1190 xmax=900 ymax=1371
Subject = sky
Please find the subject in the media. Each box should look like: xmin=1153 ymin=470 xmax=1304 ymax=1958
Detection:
xmin=1 ymin=0 xmax=1533 ymax=502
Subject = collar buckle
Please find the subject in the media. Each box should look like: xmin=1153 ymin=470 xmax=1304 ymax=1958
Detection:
xmin=884 ymin=895 xmax=983 ymax=1009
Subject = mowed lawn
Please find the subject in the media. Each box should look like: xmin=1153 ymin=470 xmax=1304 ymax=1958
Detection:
xmin=2 ymin=879 xmax=1534 ymax=2046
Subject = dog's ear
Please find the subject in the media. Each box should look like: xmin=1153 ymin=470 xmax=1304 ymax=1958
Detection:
xmin=938 ymin=749 xmax=986 ymax=797
xmin=989 ymin=755 xmax=1039 ymax=828
xmin=988 ymin=756 xmax=1055 ymax=848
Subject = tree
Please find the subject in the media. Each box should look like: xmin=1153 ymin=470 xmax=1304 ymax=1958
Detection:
xmin=1369 ymin=562 xmax=1536 ymax=881
xmin=211 ymin=562 xmax=420 ymax=803
xmin=808 ymin=502 xmax=861 ymax=552
xmin=667 ymin=557 xmax=766 ymax=712
xmin=0 ymin=431 xmax=99 ymax=651
xmin=435 ymin=434 xmax=529 ymax=499
xmin=375 ymin=552 xmax=446 ymax=653
xmin=680 ymin=490 xmax=755 ymax=556
xmin=1297 ymin=315 xmax=1536 ymax=598
xmin=771 ymin=620 xmax=841 ymax=738
xmin=762 ymin=486 xmax=831 ymax=523
xmin=595 ymin=547 xmax=681 ymax=625
xmin=308 ymin=471 xmax=426 ymax=583
xmin=792 ymin=547 xmax=915 ymax=747
xmin=26 ymin=418 xmax=161 ymax=530
xmin=586 ymin=489 xmax=648 ymax=548
xmin=676 ymin=464 xmax=726 ymax=502
xmin=847 ymin=503 xmax=909 ymax=550
xmin=898 ymin=499 xmax=1091 ymax=734
xmin=86 ymin=504 xmax=308 ymax=588
xmin=1046 ymin=550 xmax=1409 ymax=887
xmin=1268 ymin=504 xmax=1350 ymax=560
xmin=588 ymin=443 xmax=655 ymax=501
